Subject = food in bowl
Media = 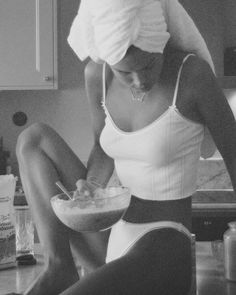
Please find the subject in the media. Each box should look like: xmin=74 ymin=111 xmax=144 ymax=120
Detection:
xmin=51 ymin=186 xmax=131 ymax=232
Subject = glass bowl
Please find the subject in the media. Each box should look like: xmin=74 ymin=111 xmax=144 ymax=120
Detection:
xmin=51 ymin=186 xmax=131 ymax=232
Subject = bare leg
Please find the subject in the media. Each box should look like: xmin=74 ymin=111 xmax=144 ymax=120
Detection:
xmin=16 ymin=123 xmax=110 ymax=295
xmin=59 ymin=229 xmax=191 ymax=295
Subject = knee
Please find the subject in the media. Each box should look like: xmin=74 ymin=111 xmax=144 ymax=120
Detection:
xmin=16 ymin=122 xmax=50 ymax=161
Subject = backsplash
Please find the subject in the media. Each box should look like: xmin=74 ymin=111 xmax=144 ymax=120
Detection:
xmin=197 ymin=158 xmax=232 ymax=190
xmin=106 ymin=157 xmax=233 ymax=191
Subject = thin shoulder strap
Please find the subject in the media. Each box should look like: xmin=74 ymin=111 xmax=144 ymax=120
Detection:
xmin=172 ymin=54 xmax=195 ymax=107
xmin=102 ymin=63 xmax=107 ymax=103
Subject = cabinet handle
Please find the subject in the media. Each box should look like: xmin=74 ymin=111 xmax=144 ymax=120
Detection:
xmin=43 ymin=76 xmax=51 ymax=82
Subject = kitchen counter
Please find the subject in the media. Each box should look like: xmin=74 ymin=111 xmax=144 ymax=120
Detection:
xmin=196 ymin=242 xmax=236 ymax=295
xmin=192 ymin=190 xmax=236 ymax=212
xmin=1 ymin=243 xmax=236 ymax=295
xmin=197 ymin=158 xmax=232 ymax=190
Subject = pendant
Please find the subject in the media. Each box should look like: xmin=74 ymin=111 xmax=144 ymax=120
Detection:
xmin=130 ymin=88 xmax=146 ymax=103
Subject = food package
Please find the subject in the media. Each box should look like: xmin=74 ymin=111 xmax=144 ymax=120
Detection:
xmin=0 ymin=175 xmax=17 ymax=269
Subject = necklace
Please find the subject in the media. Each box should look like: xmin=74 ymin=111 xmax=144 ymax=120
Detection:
xmin=130 ymin=88 xmax=147 ymax=103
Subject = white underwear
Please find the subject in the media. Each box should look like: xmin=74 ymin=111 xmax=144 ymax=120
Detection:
xmin=106 ymin=220 xmax=192 ymax=263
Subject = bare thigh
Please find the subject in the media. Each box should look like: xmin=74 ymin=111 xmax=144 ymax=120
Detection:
xmin=17 ymin=122 xmax=110 ymax=268
xmin=60 ymin=228 xmax=192 ymax=295
xmin=17 ymin=122 xmax=87 ymax=189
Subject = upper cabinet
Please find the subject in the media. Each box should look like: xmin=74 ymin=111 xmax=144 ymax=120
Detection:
xmin=0 ymin=0 xmax=57 ymax=90
xmin=180 ymin=0 xmax=236 ymax=89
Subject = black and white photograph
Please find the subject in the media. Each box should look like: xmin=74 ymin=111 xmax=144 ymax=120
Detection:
xmin=1 ymin=1 xmax=236 ymax=294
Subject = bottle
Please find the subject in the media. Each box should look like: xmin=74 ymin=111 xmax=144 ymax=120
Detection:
xmin=224 ymin=221 xmax=236 ymax=281
xmin=14 ymin=187 xmax=36 ymax=265
xmin=6 ymin=154 xmax=12 ymax=175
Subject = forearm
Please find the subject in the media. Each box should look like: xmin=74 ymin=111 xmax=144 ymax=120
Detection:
xmin=86 ymin=143 xmax=114 ymax=188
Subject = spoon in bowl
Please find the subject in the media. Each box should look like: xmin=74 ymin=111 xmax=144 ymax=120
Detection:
xmin=55 ymin=181 xmax=73 ymax=200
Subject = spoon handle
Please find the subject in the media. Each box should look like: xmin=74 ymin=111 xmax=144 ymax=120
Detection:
xmin=55 ymin=181 xmax=73 ymax=200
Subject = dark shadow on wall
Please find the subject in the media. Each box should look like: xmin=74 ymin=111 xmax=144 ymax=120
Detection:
xmin=58 ymin=0 xmax=86 ymax=90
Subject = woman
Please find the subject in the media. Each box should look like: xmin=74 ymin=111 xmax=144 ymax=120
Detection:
xmin=15 ymin=1 xmax=236 ymax=295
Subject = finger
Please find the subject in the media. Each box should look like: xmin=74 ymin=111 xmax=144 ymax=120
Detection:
xmin=75 ymin=179 xmax=86 ymax=190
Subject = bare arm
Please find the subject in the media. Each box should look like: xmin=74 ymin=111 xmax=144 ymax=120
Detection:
xmin=194 ymin=60 xmax=236 ymax=192
xmin=84 ymin=60 xmax=114 ymax=188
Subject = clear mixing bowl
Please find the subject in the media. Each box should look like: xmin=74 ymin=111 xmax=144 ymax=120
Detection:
xmin=51 ymin=186 xmax=131 ymax=232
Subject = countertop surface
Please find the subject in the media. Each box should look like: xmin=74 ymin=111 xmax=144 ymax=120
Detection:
xmin=192 ymin=190 xmax=236 ymax=211
xmin=1 ymin=243 xmax=236 ymax=295
xmin=196 ymin=242 xmax=236 ymax=295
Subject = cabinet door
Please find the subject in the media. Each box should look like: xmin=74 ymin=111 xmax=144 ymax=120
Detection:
xmin=0 ymin=0 xmax=57 ymax=89
xmin=192 ymin=216 xmax=236 ymax=241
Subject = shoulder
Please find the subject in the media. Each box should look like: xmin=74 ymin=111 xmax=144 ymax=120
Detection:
xmin=182 ymin=54 xmax=217 ymax=91
xmin=162 ymin=48 xmax=195 ymax=82
xmin=182 ymin=55 xmax=232 ymax=126
xmin=180 ymin=54 xmax=220 ymax=106
xmin=163 ymin=48 xmax=216 ymax=92
xmin=185 ymin=54 xmax=214 ymax=76
xmin=163 ymin=51 xmax=222 ymax=124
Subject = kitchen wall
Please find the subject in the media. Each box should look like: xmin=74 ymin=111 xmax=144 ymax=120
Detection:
xmin=0 ymin=0 xmax=93 ymax=175
xmin=0 ymin=0 xmax=236 ymax=178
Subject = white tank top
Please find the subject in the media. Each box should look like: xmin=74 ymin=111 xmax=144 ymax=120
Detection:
xmin=100 ymin=55 xmax=204 ymax=200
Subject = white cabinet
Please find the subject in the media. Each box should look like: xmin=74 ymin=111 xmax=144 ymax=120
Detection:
xmin=0 ymin=0 xmax=57 ymax=90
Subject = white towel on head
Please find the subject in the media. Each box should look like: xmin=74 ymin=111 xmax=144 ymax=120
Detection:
xmin=68 ymin=0 xmax=170 ymax=65
xmin=68 ymin=0 xmax=98 ymax=62
xmin=68 ymin=0 xmax=215 ymax=73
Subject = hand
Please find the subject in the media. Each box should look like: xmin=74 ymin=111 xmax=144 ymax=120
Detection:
xmin=74 ymin=179 xmax=99 ymax=199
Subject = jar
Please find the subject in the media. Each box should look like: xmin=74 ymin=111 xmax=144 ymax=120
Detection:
xmin=224 ymin=221 xmax=236 ymax=281
xmin=14 ymin=187 xmax=36 ymax=265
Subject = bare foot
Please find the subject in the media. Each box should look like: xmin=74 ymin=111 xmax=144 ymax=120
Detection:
xmin=23 ymin=261 xmax=79 ymax=295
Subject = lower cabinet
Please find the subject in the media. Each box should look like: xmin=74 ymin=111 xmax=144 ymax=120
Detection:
xmin=192 ymin=212 xmax=236 ymax=241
